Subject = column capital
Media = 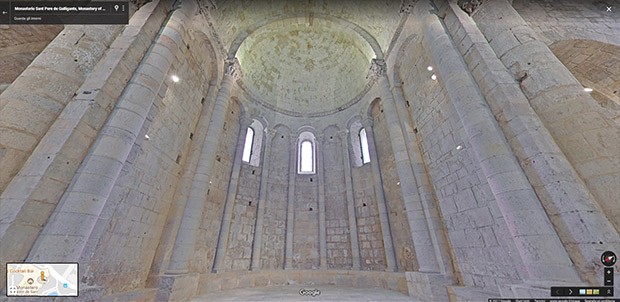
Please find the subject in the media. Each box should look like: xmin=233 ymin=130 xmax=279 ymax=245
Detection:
xmin=224 ymin=57 xmax=243 ymax=80
xmin=399 ymin=0 xmax=415 ymax=14
xmin=367 ymin=58 xmax=387 ymax=82
xmin=337 ymin=130 xmax=349 ymax=139
xmin=457 ymin=0 xmax=484 ymax=15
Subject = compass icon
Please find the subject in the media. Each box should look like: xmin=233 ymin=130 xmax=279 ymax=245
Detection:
xmin=601 ymin=251 xmax=616 ymax=267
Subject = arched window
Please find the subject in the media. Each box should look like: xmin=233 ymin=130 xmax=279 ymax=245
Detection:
xmin=242 ymin=127 xmax=254 ymax=163
xmin=359 ymin=128 xmax=370 ymax=164
xmin=297 ymin=131 xmax=316 ymax=174
xmin=241 ymin=120 xmax=264 ymax=167
xmin=300 ymin=141 xmax=314 ymax=173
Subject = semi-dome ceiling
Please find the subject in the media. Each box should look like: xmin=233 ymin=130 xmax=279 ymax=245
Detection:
xmin=236 ymin=17 xmax=375 ymax=114
xmin=205 ymin=0 xmax=403 ymax=115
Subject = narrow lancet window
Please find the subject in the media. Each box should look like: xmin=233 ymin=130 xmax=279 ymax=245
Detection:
xmin=360 ymin=128 xmax=370 ymax=164
xmin=242 ymin=127 xmax=254 ymax=163
xmin=300 ymin=140 xmax=314 ymax=173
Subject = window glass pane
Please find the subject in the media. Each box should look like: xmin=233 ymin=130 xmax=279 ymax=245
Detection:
xmin=242 ymin=128 xmax=254 ymax=162
xmin=360 ymin=128 xmax=371 ymax=164
xmin=300 ymin=141 xmax=313 ymax=172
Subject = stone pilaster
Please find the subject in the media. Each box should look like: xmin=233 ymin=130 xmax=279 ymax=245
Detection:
xmin=151 ymin=78 xmax=219 ymax=277
xmin=361 ymin=118 xmax=397 ymax=272
xmin=442 ymin=0 xmax=620 ymax=286
xmin=167 ymin=56 xmax=241 ymax=274
xmin=284 ymin=135 xmax=297 ymax=269
xmin=316 ymin=134 xmax=328 ymax=269
xmin=470 ymin=0 xmax=620 ymax=253
xmin=250 ymin=128 xmax=276 ymax=271
xmin=339 ymin=130 xmax=362 ymax=270
xmin=25 ymin=0 xmax=197 ymax=264
xmin=212 ymin=117 xmax=253 ymax=273
xmin=420 ymin=3 xmax=580 ymax=282
xmin=370 ymin=58 xmax=443 ymax=274
xmin=391 ymin=79 xmax=454 ymax=276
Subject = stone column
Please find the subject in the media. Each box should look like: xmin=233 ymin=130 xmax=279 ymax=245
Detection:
xmin=0 ymin=22 xmax=126 ymax=192
xmin=212 ymin=117 xmax=252 ymax=273
xmin=467 ymin=0 xmax=620 ymax=233
xmin=369 ymin=59 xmax=442 ymax=273
xmin=439 ymin=0 xmax=620 ymax=286
xmin=284 ymin=136 xmax=297 ymax=269
xmin=25 ymin=1 xmax=198 ymax=263
xmin=151 ymin=79 xmax=219 ymax=276
xmin=420 ymin=5 xmax=580 ymax=282
xmin=167 ymin=57 xmax=242 ymax=273
xmin=339 ymin=130 xmax=362 ymax=270
xmin=391 ymin=79 xmax=452 ymax=275
xmin=0 ymin=2 xmax=169 ymax=283
xmin=316 ymin=135 xmax=328 ymax=269
xmin=250 ymin=128 xmax=275 ymax=271
xmin=362 ymin=118 xmax=397 ymax=272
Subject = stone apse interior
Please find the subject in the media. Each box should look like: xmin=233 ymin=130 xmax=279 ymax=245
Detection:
xmin=0 ymin=0 xmax=619 ymax=301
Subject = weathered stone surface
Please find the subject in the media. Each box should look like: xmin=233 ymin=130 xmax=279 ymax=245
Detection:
xmin=1 ymin=1 xmax=618 ymax=301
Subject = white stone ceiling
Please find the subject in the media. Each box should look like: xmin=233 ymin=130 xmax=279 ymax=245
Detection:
xmin=207 ymin=0 xmax=403 ymax=114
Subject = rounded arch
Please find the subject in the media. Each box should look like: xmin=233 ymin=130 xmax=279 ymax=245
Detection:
xmin=392 ymin=33 xmax=419 ymax=85
xmin=229 ymin=15 xmax=382 ymax=117
xmin=322 ymin=124 xmax=340 ymax=137
xmin=273 ymin=123 xmax=292 ymax=139
xmin=242 ymin=119 xmax=265 ymax=167
xmin=549 ymin=39 xmax=620 ymax=124
xmin=230 ymin=96 xmax=246 ymax=120
xmin=190 ymin=29 xmax=219 ymax=84
xmin=226 ymin=13 xmax=384 ymax=60
xmin=367 ymin=97 xmax=383 ymax=118
xmin=349 ymin=119 xmax=364 ymax=167
xmin=295 ymin=125 xmax=318 ymax=138
xmin=297 ymin=130 xmax=317 ymax=174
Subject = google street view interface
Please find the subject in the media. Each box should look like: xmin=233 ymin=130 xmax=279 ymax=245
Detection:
xmin=1 ymin=0 xmax=618 ymax=301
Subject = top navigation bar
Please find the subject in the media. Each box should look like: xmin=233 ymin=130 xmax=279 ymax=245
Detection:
xmin=0 ymin=1 xmax=129 ymax=24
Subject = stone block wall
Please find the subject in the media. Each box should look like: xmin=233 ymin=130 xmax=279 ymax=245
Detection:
xmin=371 ymin=103 xmax=416 ymax=272
xmin=398 ymin=37 xmax=525 ymax=291
xmin=223 ymin=164 xmax=260 ymax=271
xmin=322 ymin=127 xmax=353 ymax=269
xmin=0 ymin=23 xmax=125 ymax=191
xmin=260 ymin=126 xmax=290 ymax=269
xmin=351 ymin=164 xmax=385 ymax=270
xmin=80 ymin=24 xmax=213 ymax=293
xmin=512 ymin=0 xmax=620 ymax=46
xmin=192 ymin=100 xmax=241 ymax=273
xmin=293 ymin=173 xmax=320 ymax=269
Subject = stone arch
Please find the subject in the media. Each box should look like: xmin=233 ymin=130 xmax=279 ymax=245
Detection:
xmin=297 ymin=130 xmax=317 ymax=174
xmin=230 ymin=97 xmax=246 ymax=121
xmin=190 ymin=29 xmax=218 ymax=84
xmin=243 ymin=119 xmax=264 ymax=167
xmin=272 ymin=123 xmax=292 ymax=143
xmin=392 ymin=33 xmax=419 ymax=84
xmin=367 ymin=97 xmax=383 ymax=118
xmin=226 ymin=14 xmax=384 ymax=60
xmin=550 ymin=39 xmax=620 ymax=125
xmin=512 ymin=0 xmax=620 ymax=47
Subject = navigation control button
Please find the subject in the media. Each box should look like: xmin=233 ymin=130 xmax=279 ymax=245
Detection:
xmin=602 ymin=251 xmax=617 ymax=266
